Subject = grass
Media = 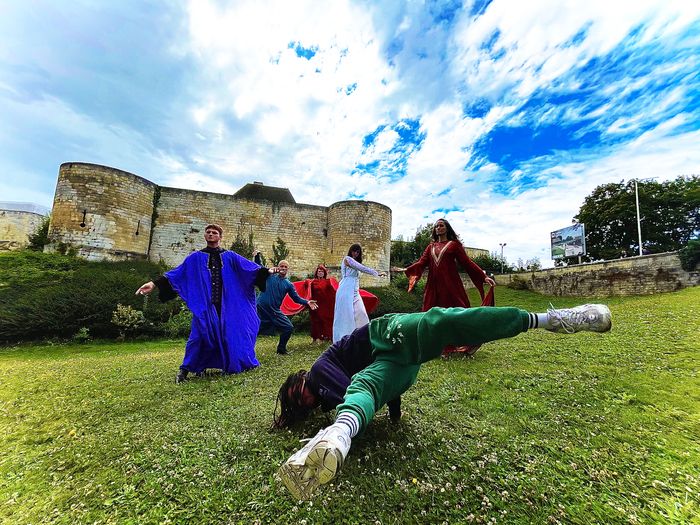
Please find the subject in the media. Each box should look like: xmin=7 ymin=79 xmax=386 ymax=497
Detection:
xmin=0 ymin=287 xmax=698 ymax=524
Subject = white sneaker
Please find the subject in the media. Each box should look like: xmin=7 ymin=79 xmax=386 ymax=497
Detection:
xmin=278 ymin=425 xmax=351 ymax=500
xmin=547 ymin=304 xmax=612 ymax=334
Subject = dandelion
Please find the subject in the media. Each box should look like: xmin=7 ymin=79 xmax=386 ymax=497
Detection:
xmin=412 ymin=478 xmax=418 ymax=484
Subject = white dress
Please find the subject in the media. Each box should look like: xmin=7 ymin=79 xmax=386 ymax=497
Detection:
xmin=332 ymin=255 xmax=379 ymax=343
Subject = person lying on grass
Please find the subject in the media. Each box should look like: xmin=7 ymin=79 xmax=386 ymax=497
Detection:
xmin=276 ymin=303 xmax=612 ymax=500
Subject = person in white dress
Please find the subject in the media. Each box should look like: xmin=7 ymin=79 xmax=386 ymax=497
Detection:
xmin=332 ymin=244 xmax=386 ymax=342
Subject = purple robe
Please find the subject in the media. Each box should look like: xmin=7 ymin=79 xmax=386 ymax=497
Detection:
xmin=165 ymin=250 xmax=261 ymax=374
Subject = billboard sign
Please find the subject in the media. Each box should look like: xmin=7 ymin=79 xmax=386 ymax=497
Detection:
xmin=550 ymin=223 xmax=586 ymax=260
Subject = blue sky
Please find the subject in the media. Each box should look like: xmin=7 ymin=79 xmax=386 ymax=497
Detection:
xmin=1 ymin=0 xmax=698 ymax=267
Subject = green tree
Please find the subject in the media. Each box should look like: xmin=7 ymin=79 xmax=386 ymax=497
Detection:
xmin=271 ymin=237 xmax=290 ymax=265
xmin=472 ymin=252 xmax=512 ymax=274
xmin=28 ymin=215 xmax=50 ymax=251
xmin=575 ymin=176 xmax=700 ymax=260
xmin=230 ymin=229 xmax=255 ymax=259
xmin=390 ymin=223 xmax=438 ymax=267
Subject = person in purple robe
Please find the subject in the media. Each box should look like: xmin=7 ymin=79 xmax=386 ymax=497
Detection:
xmin=136 ymin=224 xmax=271 ymax=383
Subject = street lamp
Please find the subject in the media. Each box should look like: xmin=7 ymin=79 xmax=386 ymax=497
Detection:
xmin=634 ymin=179 xmax=643 ymax=256
xmin=499 ymin=242 xmax=507 ymax=273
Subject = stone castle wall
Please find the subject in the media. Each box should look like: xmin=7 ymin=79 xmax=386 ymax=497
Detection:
xmin=327 ymin=201 xmax=392 ymax=287
xmin=494 ymin=252 xmax=699 ymax=296
xmin=46 ymin=163 xmax=392 ymax=283
xmin=150 ymin=187 xmax=331 ymax=275
xmin=0 ymin=210 xmax=45 ymax=251
xmin=46 ymin=163 xmax=155 ymax=261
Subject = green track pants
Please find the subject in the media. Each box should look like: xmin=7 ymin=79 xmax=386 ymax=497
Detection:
xmin=336 ymin=306 xmax=530 ymax=432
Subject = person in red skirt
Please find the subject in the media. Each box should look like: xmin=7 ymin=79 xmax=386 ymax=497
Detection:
xmin=396 ymin=218 xmax=496 ymax=355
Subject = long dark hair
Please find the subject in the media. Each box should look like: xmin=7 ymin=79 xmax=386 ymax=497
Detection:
xmin=272 ymin=370 xmax=311 ymax=429
xmin=431 ymin=219 xmax=458 ymax=242
xmin=347 ymin=243 xmax=363 ymax=263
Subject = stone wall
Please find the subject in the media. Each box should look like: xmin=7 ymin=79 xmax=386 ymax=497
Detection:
xmin=327 ymin=201 xmax=392 ymax=287
xmin=150 ymin=187 xmax=331 ymax=276
xmin=494 ymin=252 xmax=699 ymax=296
xmin=0 ymin=210 xmax=45 ymax=251
xmin=46 ymin=163 xmax=392 ymax=283
xmin=46 ymin=163 xmax=155 ymax=261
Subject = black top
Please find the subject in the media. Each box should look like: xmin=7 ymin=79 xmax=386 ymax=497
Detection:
xmin=306 ymin=324 xmax=401 ymax=418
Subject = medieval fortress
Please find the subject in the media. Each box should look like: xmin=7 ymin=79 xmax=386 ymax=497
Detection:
xmin=40 ymin=162 xmax=392 ymax=284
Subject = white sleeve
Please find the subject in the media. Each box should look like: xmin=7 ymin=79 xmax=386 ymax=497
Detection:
xmin=344 ymin=256 xmax=379 ymax=276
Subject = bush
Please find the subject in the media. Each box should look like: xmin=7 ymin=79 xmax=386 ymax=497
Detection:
xmin=72 ymin=327 xmax=92 ymax=344
xmin=0 ymin=252 xmax=176 ymax=342
xmin=507 ymin=275 xmax=532 ymax=290
xmin=111 ymin=304 xmax=146 ymax=339
xmin=678 ymin=239 xmax=700 ymax=271
xmin=28 ymin=215 xmax=51 ymax=251
xmin=163 ymin=306 xmax=193 ymax=338
xmin=389 ymin=272 xmax=425 ymax=296
xmin=365 ymin=285 xmax=423 ymax=318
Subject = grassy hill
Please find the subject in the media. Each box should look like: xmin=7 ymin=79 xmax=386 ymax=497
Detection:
xmin=1 ymin=286 xmax=698 ymax=524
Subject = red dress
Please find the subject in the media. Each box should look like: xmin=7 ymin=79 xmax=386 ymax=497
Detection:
xmin=405 ymin=240 xmax=492 ymax=355
xmin=309 ymin=278 xmax=336 ymax=341
xmin=280 ymin=278 xmax=378 ymax=342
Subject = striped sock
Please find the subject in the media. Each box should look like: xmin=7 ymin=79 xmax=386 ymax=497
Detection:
xmin=528 ymin=312 xmax=551 ymax=330
xmin=335 ymin=412 xmax=360 ymax=438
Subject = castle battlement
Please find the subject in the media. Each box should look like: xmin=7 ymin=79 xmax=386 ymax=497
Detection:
xmin=46 ymin=162 xmax=392 ymax=284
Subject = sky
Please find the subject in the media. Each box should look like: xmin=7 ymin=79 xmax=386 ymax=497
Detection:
xmin=1 ymin=0 xmax=698 ymax=267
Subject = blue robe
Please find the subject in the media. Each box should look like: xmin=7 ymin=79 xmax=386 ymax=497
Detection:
xmin=165 ymin=250 xmax=261 ymax=374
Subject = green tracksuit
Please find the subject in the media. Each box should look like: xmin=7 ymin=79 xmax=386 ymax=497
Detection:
xmin=335 ymin=306 xmax=530 ymax=432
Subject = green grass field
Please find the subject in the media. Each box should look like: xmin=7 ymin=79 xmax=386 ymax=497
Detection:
xmin=1 ymin=287 xmax=698 ymax=524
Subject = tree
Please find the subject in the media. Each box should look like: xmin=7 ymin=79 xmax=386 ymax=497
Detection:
xmin=575 ymin=176 xmax=700 ymax=260
xmin=472 ymin=252 xmax=512 ymax=274
xmin=391 ymin=223 xmax=434 ymax=267
xmin=230 ymin=228 xmax=255 ymax=259
xmin=525 ymin=257 xmax=542 ymax=271
xmin=271 ymin=237 xmax=290 ymax=265
xmin=28 ymin=215 xmax=50 ymax=251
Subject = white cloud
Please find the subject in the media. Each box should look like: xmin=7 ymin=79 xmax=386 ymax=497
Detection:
xmin=1 ymin=0 xmax=698 ymax=270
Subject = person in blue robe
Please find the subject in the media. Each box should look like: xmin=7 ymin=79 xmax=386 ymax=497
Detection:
xmin=136 ymin=224 xmax=271 ymax=382
xmin=254 ymin=255 xmax=318 ymax=355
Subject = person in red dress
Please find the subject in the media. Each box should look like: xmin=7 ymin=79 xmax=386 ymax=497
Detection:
xmin=398 ymin=218 xmax=496 ymax=355
xmin=309 ymin=264 xmax=336 ymax=344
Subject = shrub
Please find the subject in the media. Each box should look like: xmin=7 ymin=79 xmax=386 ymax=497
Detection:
xmin=28 ymin=215 xmax=51 ymax=251
xmin=72 ymin=327 xmax=92 ymax=343
xmin=507 ymin=275 xmax=532 ymax=290
xmin=0 ymin=252 xmax=175 ymax=342
xmin=390 ymin=272 xmax=425 ymax=296
xmin=111 ymin=304 xmax=146 ymax=339
xmin=365 ymin=285 xmax=422 ymax=318
xmin=163 ymin=306 xmax=193 ymax=338
xmin=678 ymin=239 xmax=700 ymax=271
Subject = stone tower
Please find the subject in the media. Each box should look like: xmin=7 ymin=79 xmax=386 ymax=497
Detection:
xmin=46 ymin=162 xmax=392 ymax=284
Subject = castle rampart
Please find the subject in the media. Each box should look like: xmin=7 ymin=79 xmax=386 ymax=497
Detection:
xmin=0 ymin=206 xmax=47 ymax=252
xmin=46 ymin=163 xmax=156 ymax=261
xmin=46 ymin=163 xmax=392 ymax=283
xmin=327 ymin=200 xmax=392 ymax=287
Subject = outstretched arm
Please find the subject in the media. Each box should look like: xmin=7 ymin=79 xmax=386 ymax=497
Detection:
xmin=403 ymin=245 xmax=431 ymax=292
xmin=286 ymin=281 xmax=319 ymax=310
xmin=344 ymin=256 xmax=385 ymax=277
xmin=136 ymin=276 xmax=177 ymax=302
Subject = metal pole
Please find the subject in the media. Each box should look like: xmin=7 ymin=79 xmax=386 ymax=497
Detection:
xmin=634 ymin=179 xmax=643 ymax=256
xmin=499 ymin=243 xmax=506 ymax=273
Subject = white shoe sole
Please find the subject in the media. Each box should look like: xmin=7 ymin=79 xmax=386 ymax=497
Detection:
xmin=279 ymin=444 xmax=342 ymax=500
